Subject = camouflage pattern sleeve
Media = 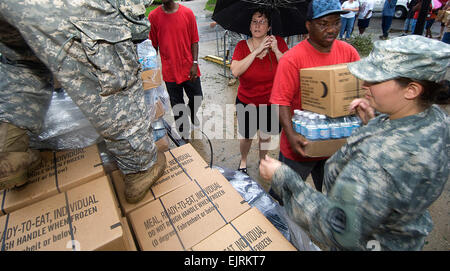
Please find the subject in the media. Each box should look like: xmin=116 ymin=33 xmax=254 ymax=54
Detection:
xmin=272 ymin=155 xmax=393 ymax=251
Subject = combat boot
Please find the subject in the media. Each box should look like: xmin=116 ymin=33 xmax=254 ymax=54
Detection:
xmin=0 ymin=122 xmax=42 ymax=190
xmin=124 ymin=151 xmax=167 ymax=203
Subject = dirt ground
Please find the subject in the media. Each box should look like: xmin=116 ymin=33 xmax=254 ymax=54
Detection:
xmin=160 ymin=0 xmax=449 ymax=251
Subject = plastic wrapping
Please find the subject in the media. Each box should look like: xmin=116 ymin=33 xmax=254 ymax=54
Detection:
xmin=29 ymin=90 xmax=102 ymax=150
xmin=214 ymin=165 xmax=321 ymax=251
xmin=137 ymin=39 xmax=158 ymax=71
xmin=152 ymin=117 xmax=167 ymax=141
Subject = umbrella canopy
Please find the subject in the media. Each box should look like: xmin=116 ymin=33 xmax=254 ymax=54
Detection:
xmin=212 ymin=0 xmax=311 ymax=37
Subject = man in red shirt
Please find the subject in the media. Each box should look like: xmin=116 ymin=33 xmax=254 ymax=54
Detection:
xmin=149 ymin=0 xmax=203 ymax=140
xmin=268 ymin=0 xmax=360 ymax=199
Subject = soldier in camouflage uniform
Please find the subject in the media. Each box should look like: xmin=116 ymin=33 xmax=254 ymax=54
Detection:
xmin=0 ymin=0 xmax=166 ymax=203
xmin=260 ymin=35 xmax=450 ymax=250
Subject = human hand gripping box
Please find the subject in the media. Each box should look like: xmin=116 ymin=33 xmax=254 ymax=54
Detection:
xmin=0 ymin=144 xmax=105 ymax=216
xmin=110 ymin=144 xmax=211 ymax=217
xmin=300 ymin=63 xmax=364 ymax=118
xmin=0 ymin=176 xmax=126 ymax=251
xmin=128 ymin=169 xmax=251 ymax=251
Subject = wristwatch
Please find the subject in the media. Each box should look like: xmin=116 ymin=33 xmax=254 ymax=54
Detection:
xmin=193 ymin=60 xmax=198 ymax=64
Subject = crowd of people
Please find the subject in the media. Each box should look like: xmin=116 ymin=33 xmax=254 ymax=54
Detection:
xmin=0 ymin=0 xmax=449 ymax=251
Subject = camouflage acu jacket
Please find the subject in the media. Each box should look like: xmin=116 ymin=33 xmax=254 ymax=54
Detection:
xmin=272 ymin=105 xmax=449 ymax=250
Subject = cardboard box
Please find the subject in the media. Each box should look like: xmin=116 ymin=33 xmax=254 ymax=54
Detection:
xmin=0 ymin=176 xmax=126 ymax=251
xmin=300 ymin=134 xmax=346 ymax=158
xmin=0 ymin=144 xmax=105 ymax=216
xmin=300 ymin=63 xmax=364 ymax=118
xmin=128 ymin=169 xmax=250 ymax=251
xmin=110 ymin=144 xmax=210 ymax=216
xmin=192 ymin=207 xmax=297 ymax=251
xmin=121 ymin=217 xmax=138 ymax=251
xmin=154 ymin=99 xmax=165 ymax=119
xmin=142 ymin=69 xmax=162 ymax=90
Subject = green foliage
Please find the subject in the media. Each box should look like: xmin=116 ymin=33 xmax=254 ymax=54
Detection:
xmin=205 ymin=0 xmax=216 ymax=12
xmin=347 ymin=35 xmax=374 ymax=57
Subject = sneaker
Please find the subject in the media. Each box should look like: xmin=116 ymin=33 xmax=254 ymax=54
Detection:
xmin=124 ymin=151 xmax=167 ymax=203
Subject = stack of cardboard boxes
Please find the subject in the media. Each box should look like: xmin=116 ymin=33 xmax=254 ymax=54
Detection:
xmin=0 ymin=145 xmax=135 ymax=251
xmin=0 ymin=143 xmax=296 ymax=251
xmin=299 ymin=63 xmax=364 ymax=157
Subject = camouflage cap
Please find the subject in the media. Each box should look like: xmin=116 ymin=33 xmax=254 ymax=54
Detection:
xmin=348 ymin=35 xmax=450 ymax=83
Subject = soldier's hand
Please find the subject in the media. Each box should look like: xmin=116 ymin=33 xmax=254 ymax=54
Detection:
xmin=259 ymin=155 xmax=282 ymax=181
xmin=349 ymin=98 xmax=375 ymax=125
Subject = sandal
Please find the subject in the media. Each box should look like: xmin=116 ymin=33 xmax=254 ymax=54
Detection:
xmin=237 ymin=167 xmax=248 ymax=174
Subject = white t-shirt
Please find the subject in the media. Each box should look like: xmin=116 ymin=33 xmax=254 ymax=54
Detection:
xmin=358 ymin=0 xmax=375 ymax=19
xmin=341 ymin=1 xmax=360 ymax=18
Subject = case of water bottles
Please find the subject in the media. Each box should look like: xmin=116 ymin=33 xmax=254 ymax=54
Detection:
xmin=137 ymin=39 xmax=162 ymax=90
xmin=292 ymin=109 xmax=362 ymax=157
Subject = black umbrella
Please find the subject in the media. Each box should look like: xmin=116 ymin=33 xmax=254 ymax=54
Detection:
xmin=212 ymin=0 xmax=311 ymax=37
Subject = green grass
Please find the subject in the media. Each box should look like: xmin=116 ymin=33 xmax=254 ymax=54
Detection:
xmin=146 ymin=4 xmax=159 ymax=17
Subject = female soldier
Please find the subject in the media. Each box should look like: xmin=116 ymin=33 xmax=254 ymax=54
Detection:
xmin=260 ymin=35 xmax=450 ymax=250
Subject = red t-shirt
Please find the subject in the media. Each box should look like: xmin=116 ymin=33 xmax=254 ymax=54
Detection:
xmin=269 ymin=39 xmax=360 ymax=162
xmin=232 ymin=36 xmax=289 ymax=106
xmin=149 ymin=5 xmax=200 ymax=84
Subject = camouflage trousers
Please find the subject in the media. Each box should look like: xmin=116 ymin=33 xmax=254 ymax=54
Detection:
xmin=0 ymin=0 xmax=156 ymax=174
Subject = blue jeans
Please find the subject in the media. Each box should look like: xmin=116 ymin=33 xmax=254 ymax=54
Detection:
xmin=443 ymin=32 xmax=450 ymax=44
xmin=339 ymin=16 xmax=356 ymax=39
xmin=381 ymin=15 xmax=394 ymax=37
xmin=403 ymin=17 xmax=413 ymax=32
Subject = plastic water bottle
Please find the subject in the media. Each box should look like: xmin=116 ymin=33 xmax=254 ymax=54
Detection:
xmin=151 ymin=118 xmax=166 ymax=141
xmin=341 ymin=116 xmax=353 ymax=138
xmin=301 ymin=112 xmax=310 ymax=136
xmin=318 ymin=114 xmax=331 ymax=140
xmin=305 ymin=114 xmax=319 ymax=141
xmin=350 ymin=115 xmax=362 ymax=135
xmin=330 ymin=117 xmax=342 ymax=139
xmin=137 ymin=39 xmax=158 ymax=71
xmin=294 ymin=110 xmax=303 ymax=134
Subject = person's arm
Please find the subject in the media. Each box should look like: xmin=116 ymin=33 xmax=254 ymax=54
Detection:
xmin=262 ymin=154 xmax=392 ymax=250
xmin=189 ymin=42 xmax=199 ymax=82
xmin=230 ymin=36 xmax=271 ymax=77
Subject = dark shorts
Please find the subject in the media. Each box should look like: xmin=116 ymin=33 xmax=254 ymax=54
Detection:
xmin=358 ymin=18 xmax=371 ymax=29
xmin=235 ymin=96 xmax=281 ymax=139
xmin=425 ymin=19 xmax=435 ymax=29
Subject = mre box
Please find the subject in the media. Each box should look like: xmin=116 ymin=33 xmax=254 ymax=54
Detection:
xmin=0 ymin=144 xmax=105 ymax=216
xmin=128 ymin=169 xmax=250 ymax=251
xmin=0 ymin=176 xmax=126 ymax=251
xmin=192 ymin=207 xmax=297 ymax=251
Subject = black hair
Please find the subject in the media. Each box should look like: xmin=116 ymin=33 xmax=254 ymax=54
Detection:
xmin=251 ymin=7 xmax=272 ymax=26
xmin=395 ymin=78 xmax=450 ymax=106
